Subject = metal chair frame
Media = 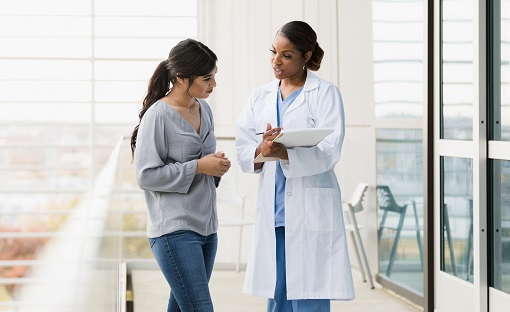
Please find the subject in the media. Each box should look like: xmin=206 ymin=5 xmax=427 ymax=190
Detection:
xmin=376 ymin=185 xmax=423 ymax=277
xmin=343 ymin=182 xmax=374 ymax=289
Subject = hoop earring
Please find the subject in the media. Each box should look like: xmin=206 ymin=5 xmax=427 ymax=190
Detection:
xmin=303 ymin=65 xmax=306 ymax=70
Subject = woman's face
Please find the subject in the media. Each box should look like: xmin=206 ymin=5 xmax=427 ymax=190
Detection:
xmin=187 ymin=66 xmax=217 ymax=99
xmin=270 ymin=34 xmax=308 ymax=80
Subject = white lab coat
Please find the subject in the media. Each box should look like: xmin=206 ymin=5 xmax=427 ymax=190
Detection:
xmin=236 ymin=71 xmax=355 ymax=300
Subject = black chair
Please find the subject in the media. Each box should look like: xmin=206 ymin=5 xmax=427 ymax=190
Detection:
xmin=376 ymin=185 xmax=423 ymax=277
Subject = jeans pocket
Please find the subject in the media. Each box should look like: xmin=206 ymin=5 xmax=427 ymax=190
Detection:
xmin=148 ymin=237 xmax=157 ymax=249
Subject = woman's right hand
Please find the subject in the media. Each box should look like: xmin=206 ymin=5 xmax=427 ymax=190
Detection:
xmin=257 ymin=123 xmax=287 ymax=158
xmin=254 ymin=123 xmax=284 ymax=170
xmin=197 ymin=151 xmax=231 ymax=177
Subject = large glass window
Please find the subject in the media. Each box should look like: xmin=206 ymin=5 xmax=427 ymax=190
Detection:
xmin=491 ymin=160 xmax=510 ymax=294
xmin=491 ymin=0 xmax=510 ymax=141
xmin=441 ymin=0 xmax=474 ymax=140
xmin=376 ymin=129 xmax=424 ymax=294
xmin=490 ymin=0 xmax=510 ymax=295
xmin=373 ymin=0 xmax=424 ymax=119
xmin=0 ymin=0 xmax=198 ymax=308
xmin=440 ymin=156 xmax=474 ymax=283
xmin=373 ymin=0 xmax=425 ymax=298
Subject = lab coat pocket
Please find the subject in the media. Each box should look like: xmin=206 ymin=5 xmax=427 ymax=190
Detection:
xmin=304 ymin=188 xmax=341 ymax=231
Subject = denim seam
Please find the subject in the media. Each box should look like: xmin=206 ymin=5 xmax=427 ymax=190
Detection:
xmin=165 ymin=236 xmax=195 ymax=312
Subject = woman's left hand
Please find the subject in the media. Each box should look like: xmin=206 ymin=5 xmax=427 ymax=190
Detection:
xmin=256 ymin=123 xmax=288 ymax=161
xmin=260 ymin=140 xmax=288 ymax=160
xmin=197 ymin=151 xmax=231 ymax=177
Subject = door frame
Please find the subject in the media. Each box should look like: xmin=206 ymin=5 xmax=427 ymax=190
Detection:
xmin=433 ymin=0 xmax=488 ymax=311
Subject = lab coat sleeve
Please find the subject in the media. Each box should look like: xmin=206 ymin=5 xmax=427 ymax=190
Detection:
xmin=280 ymin=84 xmax=345 ymax=178
xmin=236 ymin=92 xmax=262 ymax=174
xmin=134 ymin=110 xmax=197 ymax=193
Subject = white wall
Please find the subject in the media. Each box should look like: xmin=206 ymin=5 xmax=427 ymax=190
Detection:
xmin=201 ymin=0 xmax=378 ymax=276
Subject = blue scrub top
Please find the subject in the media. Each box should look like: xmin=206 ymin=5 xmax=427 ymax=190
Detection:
xmin=274 ymin=85 xmax=303 ymax=227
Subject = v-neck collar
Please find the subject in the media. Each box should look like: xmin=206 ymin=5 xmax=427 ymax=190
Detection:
xmin=278 ymin=85 xmax=304 ymax=103
xmin=160 ymin=99 xmax=203 ymax=136
xmin=276 ymin=86 xmax=303 ymax=126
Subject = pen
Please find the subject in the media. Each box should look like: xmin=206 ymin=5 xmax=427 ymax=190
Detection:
xmin=256 ymin=130 xmax=281 ymax=135
xmin=257 ymin=128 xmax=283 ymax=135
xmin=256 ymin=132 xmax=283 ymax=142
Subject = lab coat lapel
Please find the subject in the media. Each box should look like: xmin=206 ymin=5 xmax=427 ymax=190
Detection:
xmin=283 ymin=92 xmax=305 ymax=116
xmin=282 ymin=70 xmax=318 ymax=116
xmin=261 ymin=82 xmax=279 ymax=128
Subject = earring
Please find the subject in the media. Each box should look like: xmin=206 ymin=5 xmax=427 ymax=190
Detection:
xmin=303 ymin=65 xmax=306 ymax=70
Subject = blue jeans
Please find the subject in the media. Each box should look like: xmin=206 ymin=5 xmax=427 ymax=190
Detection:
xmin=149 ymin=230 xmax=218 ymax=312
xmin=267 ymin=227 xmax=330 ymax=312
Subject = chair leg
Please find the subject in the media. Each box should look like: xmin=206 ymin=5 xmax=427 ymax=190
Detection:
xmin=352 ymin=229 xmax=375 ymax=289
xmin=466 ymin=227 xmax=473 ymax=280
xmin=386 ymin=207 xmax=407 ymax=277
xmin=378 ymin=211 xmax=389 ymax=242
xmin=412 ymin=201 xmax=424 ymax=270
xmin=444 ymin=204 xmax=457 ymax=276
xmin=349 ymin=231 xmax=366 ymax=282
xmin=348 ymin=208 xmax=374 ymax=289
xmin=345 ymin=211 xmax=365 ymax=282
xmin=466 ymin=203 xmax=473 ymax=280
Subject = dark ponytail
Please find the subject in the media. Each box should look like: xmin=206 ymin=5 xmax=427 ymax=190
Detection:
xmin=130 ymin=39 xmax=217 ymax=158
xmin=130 ymin=61 xmax=169 ymax=156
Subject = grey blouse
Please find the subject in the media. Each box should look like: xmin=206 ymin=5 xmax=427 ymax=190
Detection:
xmin=134 ymin=99 xmax=218 ymax=238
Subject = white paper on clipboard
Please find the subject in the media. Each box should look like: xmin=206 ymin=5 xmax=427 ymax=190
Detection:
xmin=253 ymin=128 xmax=334 ymax=163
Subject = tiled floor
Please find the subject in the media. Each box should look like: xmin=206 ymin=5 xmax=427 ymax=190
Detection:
xmin=131 ymin=269 xmax=422 ymax=312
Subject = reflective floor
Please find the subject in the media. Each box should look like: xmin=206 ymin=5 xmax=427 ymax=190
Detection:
xmin=131 ymin=269 xmax=422 ymax=312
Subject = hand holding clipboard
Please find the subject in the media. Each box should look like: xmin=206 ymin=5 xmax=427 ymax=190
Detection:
xmin=253 ymin=128 xmax=334 ymax=163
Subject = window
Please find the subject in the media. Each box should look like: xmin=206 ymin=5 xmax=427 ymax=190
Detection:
xmin=373 ymin=0 xmax=425 ymax=297
xmin=0 ymin=0 xmax=198 ymax=308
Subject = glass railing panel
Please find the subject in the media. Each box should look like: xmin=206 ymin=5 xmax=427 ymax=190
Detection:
xmin=376 ymin=129 xmax=424 ymax=294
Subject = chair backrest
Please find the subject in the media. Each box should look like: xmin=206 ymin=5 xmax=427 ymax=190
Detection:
xmin=349 ymin=182 xmax=369 ymax=213
xmin=376 ymin=185 xmax=406 ymax=213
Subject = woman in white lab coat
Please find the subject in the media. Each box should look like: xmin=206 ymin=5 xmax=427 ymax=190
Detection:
xmin=236 ymin=21 xmax=354 ymax=312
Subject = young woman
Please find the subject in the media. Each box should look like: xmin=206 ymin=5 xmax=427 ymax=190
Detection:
xmin=131 ymin=38 xmax=231 ymax=312
xmin=236 ymin=21 xmax=355 ymax=311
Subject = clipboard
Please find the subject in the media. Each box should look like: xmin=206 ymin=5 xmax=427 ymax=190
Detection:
xmin=253 ymin=128 xmax=334 ymax=163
